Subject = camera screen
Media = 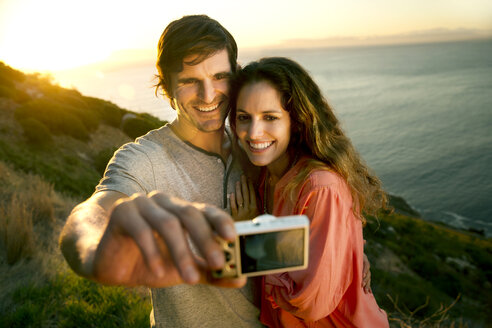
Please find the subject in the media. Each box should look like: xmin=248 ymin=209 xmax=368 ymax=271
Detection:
xmin=239 ymin=228 xmax=305 ymax=274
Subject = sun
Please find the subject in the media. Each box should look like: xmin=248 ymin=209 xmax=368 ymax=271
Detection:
xmin=0 ymin=0 xmax=115 ymax=72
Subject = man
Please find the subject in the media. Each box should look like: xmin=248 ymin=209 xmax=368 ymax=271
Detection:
xmin=60 ymin=15 xmax=370 ymax=327
xmin=60 ymin=15 xmax=263 ymax=327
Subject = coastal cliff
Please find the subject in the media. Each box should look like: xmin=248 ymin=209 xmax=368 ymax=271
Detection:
xmin=0 ymin=62 xmax=490 ymax=327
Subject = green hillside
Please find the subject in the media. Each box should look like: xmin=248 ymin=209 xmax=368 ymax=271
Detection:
xmin=0 ymin=62 xmax=490 ymax=327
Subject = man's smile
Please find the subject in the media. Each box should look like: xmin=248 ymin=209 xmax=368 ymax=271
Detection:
xmin=196 ymin=102 xmax=221 ymax=112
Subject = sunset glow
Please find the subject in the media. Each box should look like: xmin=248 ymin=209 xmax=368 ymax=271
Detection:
xmin=1 ymin=0 xmax=491 ymax=72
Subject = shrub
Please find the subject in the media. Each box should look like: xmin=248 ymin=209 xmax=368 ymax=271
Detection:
xmin=50 ymin=90 xmax=101 ymax=132
xmin=139 ymin=113 xmax=166 ymax=127
xmin=13 ymin=87 xmax=31 ymax=103
xmin=15 ymin=98 xmax=90 ymax=140
xmin=0 ymin=74 xmax=15 ymax=88
xmin=18 ymin=118 xmax=53 ymax=145
xmin=0 ymin=84 xmax=30 ymax=103
xmin=122 ymin=116 xmax=161 ymax=139
xmin=71 ymin=105 xmax=100 ymax=132
xmin=94 ymin=147 xmax=118 ymax=176
xmin=0 ymin=61 xmax=26 ymax=83
xmin=0 ymin=85 xmax=15 ymax=98
xmin=84 ymin=97 xmax=125 ymax=127
xmin=65 ymin=114 xmax=90 ymax=140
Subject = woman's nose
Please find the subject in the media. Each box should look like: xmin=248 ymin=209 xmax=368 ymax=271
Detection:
xmin=248 ymin=120 xmax=264 ymax=139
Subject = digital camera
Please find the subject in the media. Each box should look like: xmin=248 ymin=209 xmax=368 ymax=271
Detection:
xmin=212 ymin=214 xmax=309 ymax=278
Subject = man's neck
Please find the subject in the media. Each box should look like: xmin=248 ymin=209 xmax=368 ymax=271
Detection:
xmin=169 ymin=120 xmax=230 ymax=161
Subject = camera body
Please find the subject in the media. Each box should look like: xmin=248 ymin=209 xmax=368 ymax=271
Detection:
xmin=212 ymin=214 xmax=309 ymax=278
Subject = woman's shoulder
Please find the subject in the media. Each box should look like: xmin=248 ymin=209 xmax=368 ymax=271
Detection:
xmin=299 ymin=161 xmax=344 ymax=187
xmin=299 ymin=163 xmax=350 ymax=196
xmin=306 ymin=168 xmax=346 ymax=188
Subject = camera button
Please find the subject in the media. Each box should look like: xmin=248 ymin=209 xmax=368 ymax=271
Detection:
xmin=224 ymin=251 xmax=232 ymax=262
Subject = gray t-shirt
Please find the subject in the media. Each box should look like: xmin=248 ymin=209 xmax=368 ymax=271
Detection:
xmin=95 ymin=125 xmax=262 ymax=328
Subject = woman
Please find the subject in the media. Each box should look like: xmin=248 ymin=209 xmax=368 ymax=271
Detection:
xmin=228 ymin=57 xmax=389 ymax=327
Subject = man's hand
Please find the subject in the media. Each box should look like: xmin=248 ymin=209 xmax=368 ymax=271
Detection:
xmin=60 ymin=190 xmax=246 ymax=288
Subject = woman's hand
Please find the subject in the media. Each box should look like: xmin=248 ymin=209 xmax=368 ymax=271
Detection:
xmin=230 ymin=175 xmax=259 ymax=221
xmin=362 ymin=240 xmax=372 ymax=294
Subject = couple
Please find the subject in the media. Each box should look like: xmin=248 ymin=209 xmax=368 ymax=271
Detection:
xmin=59 ymin=15 xmax=389 ymax=327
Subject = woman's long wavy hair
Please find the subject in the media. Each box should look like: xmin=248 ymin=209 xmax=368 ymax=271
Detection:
xmin=229 ymin=57 xmax=387 ymax=221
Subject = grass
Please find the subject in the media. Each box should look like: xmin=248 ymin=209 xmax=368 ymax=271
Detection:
xmin=1 ymin=271 xmax=151 ymax=328
xmin=0 ymin=138 xmax=101 ymax=199
xmin=0 ymin=161 xmax=151 ymax=328
xmin=365 ymin=211 xmax=492 ymax=326
xmin=0 ymin=195 xmax=35 ymax=265
xmin=387 ymin=294 xmax=467 ymax=328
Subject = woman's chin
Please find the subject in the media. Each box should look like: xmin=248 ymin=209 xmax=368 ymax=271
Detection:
xmin=247 ymin=157 xmax=270 ymax=168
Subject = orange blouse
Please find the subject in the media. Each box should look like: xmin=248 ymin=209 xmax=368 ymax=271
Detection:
xmin=259 ymin=157 xmax=388 ymax=327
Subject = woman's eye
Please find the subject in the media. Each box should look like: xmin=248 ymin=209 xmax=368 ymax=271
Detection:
xmin=236 ymin=115 xmax=250 ymax=122
xmin=265 ymin=115 xmax=278 ymax=121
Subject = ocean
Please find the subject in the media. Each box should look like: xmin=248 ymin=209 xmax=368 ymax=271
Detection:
xmin=53 ymin=39 xmax=492 ymax=236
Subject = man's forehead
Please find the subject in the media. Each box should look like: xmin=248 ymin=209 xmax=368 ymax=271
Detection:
xmin=176 ymin=49 xmax=231 ymax=77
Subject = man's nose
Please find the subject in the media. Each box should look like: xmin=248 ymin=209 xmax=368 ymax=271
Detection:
xmin=199 ymin=79 xmax=216 ymax=103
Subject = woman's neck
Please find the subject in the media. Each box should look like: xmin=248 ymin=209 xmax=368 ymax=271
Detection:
xmin=266 ymin=151 xmax=296 ymax=183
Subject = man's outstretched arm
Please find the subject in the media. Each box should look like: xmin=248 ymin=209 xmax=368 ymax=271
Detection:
xmin=59 ymin=190 xmax=122 ymax=279
xmin=59 ymin=190 xmax=245 ymax=288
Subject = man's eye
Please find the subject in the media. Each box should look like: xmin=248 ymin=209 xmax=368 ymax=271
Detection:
xmin=179 ymin=79 xmax=197 ymax=86
xmin=215 ymin=73 xmax=231 ymax=80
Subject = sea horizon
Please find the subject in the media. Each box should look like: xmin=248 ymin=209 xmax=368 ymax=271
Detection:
xmin=50 ymin=39 xmax=492 ymax=237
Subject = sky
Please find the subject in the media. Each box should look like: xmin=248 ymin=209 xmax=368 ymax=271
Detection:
xmin=1 ymin=0 xmax=492 ymax=72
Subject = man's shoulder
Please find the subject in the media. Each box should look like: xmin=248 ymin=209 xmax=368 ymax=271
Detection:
xmin=134 ymin=124 xmax=174 ymax=147
xmin=107 ymin=125 xmax=173 ymax=167
xmin=117 ymin=125 xmax=178 ymax=155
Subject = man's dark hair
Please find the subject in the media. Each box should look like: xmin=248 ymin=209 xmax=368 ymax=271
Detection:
xmin=155 ymin=15 xmax=238 ymax=98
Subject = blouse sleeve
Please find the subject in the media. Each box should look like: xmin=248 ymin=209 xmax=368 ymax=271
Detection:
xmin=264 ymin=182 xmax=356 ymax=321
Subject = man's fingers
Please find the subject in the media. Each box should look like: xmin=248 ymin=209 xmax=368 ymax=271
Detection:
xmin=150 ymin=193 xmax=229 ymax=270
xmin=198 ymin=203 xmax=236 ymax=240
xmin=134 ymin=195 xmax=200 ymax=284
xmin=109 ymin=198 xmax=166 ymax=279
